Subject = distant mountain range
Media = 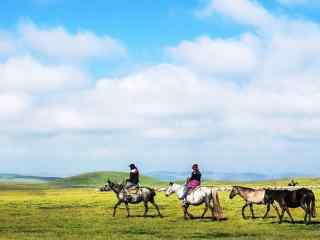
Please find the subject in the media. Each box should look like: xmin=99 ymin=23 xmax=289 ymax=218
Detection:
xmin=0 ymin=174 xmax=61 ymax=183
xmin=0 ymin=171 xmax=316 ymax=184
xmin=146 ymin=171 xmax=314 ymax=182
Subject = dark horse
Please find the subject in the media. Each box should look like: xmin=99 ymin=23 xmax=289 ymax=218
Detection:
xmin=264 ymin=188 xmax=316 ymax=225
xmin=105 ymin=179 xmax=162 ymax=218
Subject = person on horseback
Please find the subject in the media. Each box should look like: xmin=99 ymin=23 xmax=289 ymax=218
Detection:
xmin=125 ymin=163 xmax=140 ymax=188
xmin=123 ymin=163 xmax=140 ymax=202
xmin=181 ymin=164 xmax=201 ymax=204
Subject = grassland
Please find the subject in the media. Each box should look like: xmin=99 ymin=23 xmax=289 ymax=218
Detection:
xmin=0 ymin=178 xmax=320 ymax=240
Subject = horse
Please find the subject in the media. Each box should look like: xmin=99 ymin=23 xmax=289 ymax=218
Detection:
xmin=229 ymin=186 xmax=274 ymax=219
xmin=264 ymin=188 xmax=316 ymax=225
xmin=165 ymin=182 xmax=223 ymax=220
xmin=106 ymin=179 xmax=163 ymax=218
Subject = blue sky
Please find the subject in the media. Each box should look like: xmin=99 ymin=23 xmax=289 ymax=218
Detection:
xmin=1 ymin=0 xmax=320 ymax=177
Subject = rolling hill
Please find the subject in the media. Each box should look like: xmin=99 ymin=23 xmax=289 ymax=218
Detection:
xmin=0 ymin=174 xmax=61 ymax=183
xmin=53 ymin=171 xmax=161 ymax=187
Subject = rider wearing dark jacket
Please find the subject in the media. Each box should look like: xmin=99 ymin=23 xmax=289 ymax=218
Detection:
xmin=126 ymin=163 xmax=140 ymax=188
xmin=189 ymin=167 xmax=201 ymax=182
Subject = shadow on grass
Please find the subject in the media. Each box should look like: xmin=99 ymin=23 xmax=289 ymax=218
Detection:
xmin=190 ymin=232 xmax=257 ymax=239
xmin=271 ymin=220 xmax=320 ymax=225
xmin=126 ymin=215 xmax=163 ymax=218
xmin=188 ymin=216 xmax=228 ymax=221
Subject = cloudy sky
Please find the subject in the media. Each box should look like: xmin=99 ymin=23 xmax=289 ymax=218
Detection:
xmin=1 ymin=0 xmax=320 ymax=177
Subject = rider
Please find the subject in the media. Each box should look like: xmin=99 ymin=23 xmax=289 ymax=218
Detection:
xmin=123 ymin=163 xmax=140 ymax=202
xmin=181 ymin=164 xmax=201 ymax=204
xmin=125 ymin=163 xmax=140 ymax=188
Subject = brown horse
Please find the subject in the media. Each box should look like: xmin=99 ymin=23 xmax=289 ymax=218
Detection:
xmin=264 ymin=188 xmax=316 ymax=225
xmin=229 ymin=186 xmax=273 ymax=219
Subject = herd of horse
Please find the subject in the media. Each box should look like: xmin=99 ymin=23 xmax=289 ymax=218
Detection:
xmin=100 ymin=180 xmax=317 ymax=225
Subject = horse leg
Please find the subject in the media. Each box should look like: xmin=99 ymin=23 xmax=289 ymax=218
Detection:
xmin=303 ymin=206 xmax=309 ymax=225
xmin=242 ymin=203 xmax=249 ymax=219
xmin=279 ymin=208 xmax=286 ymax=224
xmin=308 ymin=205 xmax=312 ymax=225
xmin=263 ymin=203 xmax=270 ymax=219
xmin=303 ymin=198 xmax=312 ymax=225
xmin=249 ymin=203 xmax=255 ymax=219
xmin=182 ymin=204 xmax=193 ymax=219
xmin=185 ymin=205 xmax=194 ymax=219
xmin=143 ymin=201 xmax=149 ymax=217
xmin=285 ymin=208 xmax=295 ymax=224
xmin=150 ymin=199 xmax=163 ymax=218
xmin=124 ymin=202 xmax=130 ymax=217
xmin=183 ymin=205 xmax=189 ymax=220
xmin=201 ymin=202 xmax=209 ymax=219
xmin=272 ymin=203 xmax=281 ymax=219
xmin=300 ymin=201 xmax=308 ymax=225
xmin=112 ymin=200 xmax=121 ymax=217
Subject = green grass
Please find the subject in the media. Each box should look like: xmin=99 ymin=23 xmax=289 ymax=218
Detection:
xmin=0 ymin=181 xmax=320 ymax=239
xmin=53 ymin=171 xmax=161 ymax=187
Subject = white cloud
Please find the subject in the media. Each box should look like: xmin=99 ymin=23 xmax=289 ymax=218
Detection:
xmin=196 ymin=0 xmax=276 ymax=28
xmin=0 ymin=93 xmax=30 ymax=116
xmin=19 ymin=22 xmax=127 ymax=61
xmin=0 ymin=55 xmax=89 ymax=93
xmin=167 ymin=33 xmax=259 ymax=76
xmin=2 ymin=5 xmax=320 ymax=174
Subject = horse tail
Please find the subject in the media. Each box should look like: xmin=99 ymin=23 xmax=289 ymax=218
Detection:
xmin=211 ymin=190 xmax=223 ymax=219
xmin=311 ymin=193 xmax=316 ymax=218
xmin=151 ymin=188 xmax=156 ymax=197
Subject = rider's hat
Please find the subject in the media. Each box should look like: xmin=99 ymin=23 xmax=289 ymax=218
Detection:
xmin=192 ymin=164 xmax=199 ymax=170
xmin=129 ymin=163 xmax=136 ymax=169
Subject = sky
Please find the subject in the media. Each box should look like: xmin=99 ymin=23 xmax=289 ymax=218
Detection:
xmin=1 ymin=0 xmax=320 ymax=177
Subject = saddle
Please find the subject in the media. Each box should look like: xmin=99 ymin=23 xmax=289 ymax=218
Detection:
xmin=187 ymin=186 xmax=201 ymax=195
xmin=126 ymin=186 xmax=141 ymax=195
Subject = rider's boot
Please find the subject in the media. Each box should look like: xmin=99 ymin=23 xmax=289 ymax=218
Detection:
xmin=181 ymin=187 xmax=188 ymax=206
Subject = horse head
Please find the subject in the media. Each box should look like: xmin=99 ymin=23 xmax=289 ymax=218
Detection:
xmin=229 ymin=186 xmax=240 ymax=199
xmin=99 ymin=181 xmax=111 ymax=192
xmin=165 ymin=182 xmax=176 ymax=197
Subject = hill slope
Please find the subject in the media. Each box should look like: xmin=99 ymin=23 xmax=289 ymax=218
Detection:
xmin=0 ymin=174 xmax=61 ymax=183
xmin=53 ymin=171 xmax=161 ymax=187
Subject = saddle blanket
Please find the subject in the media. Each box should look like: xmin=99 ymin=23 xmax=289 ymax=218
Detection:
xmin=127 ymin=187 xmax=141 ymax=195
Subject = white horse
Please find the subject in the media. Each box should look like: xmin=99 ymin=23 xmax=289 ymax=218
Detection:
xmin=165 ymin=182 xmax=223 ymax=220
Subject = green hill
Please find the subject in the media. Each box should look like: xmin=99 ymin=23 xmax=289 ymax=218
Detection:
xmin=0 ymin=174 xmax=61 ymax=183
xmin=53 ymin=171 xmax=161 ymax=187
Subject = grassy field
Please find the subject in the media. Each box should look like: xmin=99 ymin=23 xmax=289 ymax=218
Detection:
xmin=0 ymin=180 xmax=320 ymax=240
